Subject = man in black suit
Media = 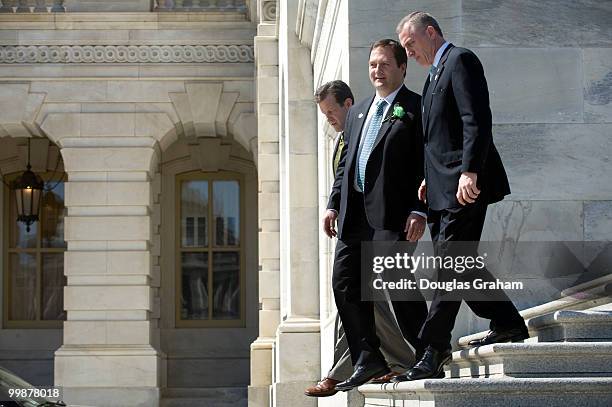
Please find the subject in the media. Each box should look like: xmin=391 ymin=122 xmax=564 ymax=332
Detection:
xmin=322 ymin=39 xmax=429 ymax=391
xmin=306 ymin=80 xmax=423 ymax=397
xmin=394 ymin=11 xmax=528 ymax=381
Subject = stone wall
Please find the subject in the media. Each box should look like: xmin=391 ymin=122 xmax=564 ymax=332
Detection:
xmin=309 ymin=0 xmax=612 ymax=367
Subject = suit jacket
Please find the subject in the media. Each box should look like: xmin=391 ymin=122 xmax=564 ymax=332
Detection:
xmin=422 ymin=44 xmax=510 ymax=211
xmin=327 ymin=85 xmax=426 ymax=238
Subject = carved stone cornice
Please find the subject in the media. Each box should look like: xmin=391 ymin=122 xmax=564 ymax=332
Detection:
xmin=0 ymin=44 xmax=255 ymax=64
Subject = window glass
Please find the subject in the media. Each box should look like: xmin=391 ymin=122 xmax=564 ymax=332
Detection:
xmin=42 ymin=253 xmax=66 ymax=320
xmin=180 ymin=252 xmax=209 ymax=320
xmin=181 ymin=180 xmax=208 ymax=248
xmin=177 ymin=174 xmax=242 ymax=325
xmin=9 ymin=253 xmax=37 ymax=321
xmin=213 ymin=181 xmax=240 ymax=246
xmin=41 ymin=183 xmax=66 ymax=249
xmin=212 ymin=252 xmax=240 ymax=319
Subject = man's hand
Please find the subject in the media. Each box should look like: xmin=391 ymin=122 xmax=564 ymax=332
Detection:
xmin=322 ymin=209 xmax=338 ymax=238
xmin=456 ymin=172 xmax=480 ymax=205
xmin=418 ymin=179 xmax=427 ymax=203
xmin=404 ymin=213 xmax=426 ymax=242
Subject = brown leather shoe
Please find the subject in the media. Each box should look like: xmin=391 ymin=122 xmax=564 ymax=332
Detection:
xmin=369 ymin=371 xmax=401 ymax=384
xmin=304 ymin=377 xmax=341 ymax=397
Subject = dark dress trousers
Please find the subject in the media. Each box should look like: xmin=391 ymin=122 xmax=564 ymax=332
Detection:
xmin=327 ymin=85 xmax=428 ymax=367
xmin=418 ymin=44 xmax=524 ymax=352
xmin=327 ymin=131 xmax=417 ymax=380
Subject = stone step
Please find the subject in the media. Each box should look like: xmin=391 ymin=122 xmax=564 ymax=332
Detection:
xmin=161 ymin=387 xmax=247 ymax=407
xmin=529 ymin=309 xmax=612 ymax=342
xmin=360 ymin=377 xmax=612 ymax=407
xmin=446 ymin=342 xmax=612 ymax=378
xmin=458 ymin=310 xmax=612 ymax=348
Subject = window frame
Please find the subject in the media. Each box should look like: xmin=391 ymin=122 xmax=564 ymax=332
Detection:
xmin=174 ymin=170 xmax=246 ymax=328
xmin=2 ymin=172 xmax=66 ymax=329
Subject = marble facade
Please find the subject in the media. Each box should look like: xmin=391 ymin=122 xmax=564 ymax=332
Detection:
xmin=249 ymin=1 xmax=611 ymax=406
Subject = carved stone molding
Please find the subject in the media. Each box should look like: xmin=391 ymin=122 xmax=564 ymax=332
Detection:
xmin=261 ymin=0 xmax=276 ymax=23
xmin=169 ymin=81 xmax=256 ymax=160
xmin=0 ymin=44 xmax=255 ymax=64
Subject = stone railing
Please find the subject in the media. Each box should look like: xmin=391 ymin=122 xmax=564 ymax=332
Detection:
xmin=0 ymin=0 xmax=65 ymax=12
xmin=0 ymin=0 xmax=249 ymax=13
xmin=155 ymin=0 xmax=247 ymax=12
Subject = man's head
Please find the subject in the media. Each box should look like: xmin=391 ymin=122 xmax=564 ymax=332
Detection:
xmin=368 ymin=39 xmax=407 ymax=97
xmin=396 ymin=11 xmax=445 ymax=67
xmin=314 ymin=80 xmax=354 ymax=132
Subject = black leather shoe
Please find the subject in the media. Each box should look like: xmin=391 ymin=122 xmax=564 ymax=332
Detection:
xmin=391 ymin=369 xmax=444 ymax=383
xmin=391 ymin=346 xmax=451 ymax=382
xmin=467 ymin=327 xmax=529 ymax=347
xmin=335 ymin=364 xmax=390 ymax=391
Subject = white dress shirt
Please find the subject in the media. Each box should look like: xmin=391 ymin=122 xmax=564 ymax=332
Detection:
xmin=351 ymin=84 xmax=426 ymax=219
xmin=353 ymin=85 xmax=404 ymax=192
xmin=432 ymin=41 xmax=450 ymax=71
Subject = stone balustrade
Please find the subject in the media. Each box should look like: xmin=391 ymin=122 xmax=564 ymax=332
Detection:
xmin=0 ymin=0 xmax=249 ymax=12
xmin=0 ymin=0 xmax=65 ymax=12
xmin=155 ymin=0 xmax=247 ymax=12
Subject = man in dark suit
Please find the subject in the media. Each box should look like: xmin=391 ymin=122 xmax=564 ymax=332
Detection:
xmin=322 ymin=40 xmax=429 ymax=391
xmin=306 ymin=80 xmax=422 ymax=397
xmin=394 ymin=11 xmax=528 ymax=381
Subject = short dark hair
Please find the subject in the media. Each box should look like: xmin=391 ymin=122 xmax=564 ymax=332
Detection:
xmin=396 ymin=11 xmax=444 ymax=37
xmin=314 ymin=80 xmax=354 ymax=106
xmin=369 ymin=38 xmax=407 ymax=68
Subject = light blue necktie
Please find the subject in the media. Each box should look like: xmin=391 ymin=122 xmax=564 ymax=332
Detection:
xmin=429 ymin=65 xmax=437 ymax=80
xmin=357 ymin=99 xmax=386 ymax=190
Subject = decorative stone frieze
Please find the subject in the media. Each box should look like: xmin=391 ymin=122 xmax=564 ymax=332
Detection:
xmin=0 ymin=44 xmax=254 ymax=64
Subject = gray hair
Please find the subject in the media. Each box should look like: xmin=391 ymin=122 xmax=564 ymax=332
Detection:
xmin=396 ymin=11 xmax=443 ymax=37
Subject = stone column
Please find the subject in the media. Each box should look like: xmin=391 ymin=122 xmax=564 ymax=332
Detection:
xmin=249 ymin=1 xmax=280 ymax=406
xmin=52 ymin=135 xmax=163 ymax=407
xmin=272 ymin=0 xmax=320 ymax=405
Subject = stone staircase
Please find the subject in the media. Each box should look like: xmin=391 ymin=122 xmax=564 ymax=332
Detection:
xmin=359 ymin=309 xmax=612 ymax=406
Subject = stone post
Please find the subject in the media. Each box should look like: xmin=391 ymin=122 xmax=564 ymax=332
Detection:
xmin=248 ymin=1 xmax=280 ymax=406
xmin=271 ymin=0 xmax=320 ymax=405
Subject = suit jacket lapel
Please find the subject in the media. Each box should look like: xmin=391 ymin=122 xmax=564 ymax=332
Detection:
xmin=371 ymin=95 xmax=397 ymax=151
xmin=422 ymin=76 xmax=432 ymax=137
xmin=423 ymin=43 xmax=454 ymax=134
xmin=345 ymin=97 xmax=373 ymax=173
xmin=371 ymin=85 xmax=418 ymax=152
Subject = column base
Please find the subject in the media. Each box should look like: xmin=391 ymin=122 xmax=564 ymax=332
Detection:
xmin=55 ymin=345 xmax=163 ymax=406
xmin=272 ymin=381 xmax=317 ymax=407
xmin=250 ymin=337 xmax=275 ymax=387
xmin=275 ymin=318 xmax=320 ymax=382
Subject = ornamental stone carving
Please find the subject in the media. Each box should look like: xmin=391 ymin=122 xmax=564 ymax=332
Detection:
xmin=0 ymin=44 xmax=254 ymax=64
xmin=261 ymin=0 xmax=276 ymax=22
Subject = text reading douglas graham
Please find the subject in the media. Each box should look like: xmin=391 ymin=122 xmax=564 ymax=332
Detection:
xmin=370 ymin=253 xmax=523 ymax=291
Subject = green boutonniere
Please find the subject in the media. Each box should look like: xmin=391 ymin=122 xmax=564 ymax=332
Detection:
xmin=392 ymin=104 xmax=405 ymax=119
xmin=383 ymin=103 xmax=406 ymax=123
